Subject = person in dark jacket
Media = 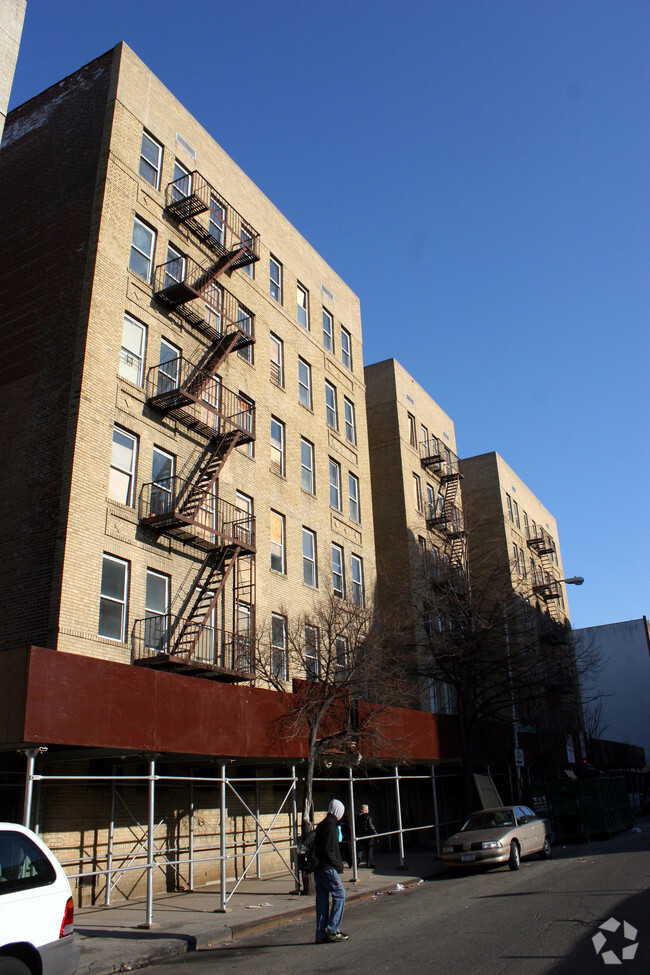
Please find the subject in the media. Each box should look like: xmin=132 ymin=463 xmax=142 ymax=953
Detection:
xmin=355 ymin=803 xmax=377 ymax=868
xmin=314 ymin=799 xmax=349 ymax=943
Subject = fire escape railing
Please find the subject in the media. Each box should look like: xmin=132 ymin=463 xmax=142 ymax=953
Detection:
xmin=526 ymin=526 xmax=556 ymax=558
xmin=165 ymin=170 xmax=260 ymax=272
xmin=132 ymin=616 xmax=255 ymax=675
xmin=138 ymin=486 xmax=256 ymax=553
xmin=420 ymin=437 xmax=460 ymax=478
xmin=145 ymin=359 xmax=255 ymax=442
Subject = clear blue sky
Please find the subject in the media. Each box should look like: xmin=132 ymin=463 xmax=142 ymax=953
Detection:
xmin=9 ymin=0 xmax=648 ymax=629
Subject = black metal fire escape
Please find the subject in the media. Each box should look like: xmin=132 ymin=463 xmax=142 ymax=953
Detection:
xmin=134 ymin=176 xmax=259 ymax=681
xmin=421 ymin=438 xmax=467 ymax=571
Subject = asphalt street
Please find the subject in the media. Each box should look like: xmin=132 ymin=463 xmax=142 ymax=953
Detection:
xmin=143 ymin=825 xmax=650 ymax=975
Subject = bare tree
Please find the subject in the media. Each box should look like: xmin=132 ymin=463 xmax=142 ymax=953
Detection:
xmin=256 ymin=587 xmax=410 ymax=889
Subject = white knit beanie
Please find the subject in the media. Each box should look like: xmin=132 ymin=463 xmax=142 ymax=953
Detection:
xmin=328 ymin=799 xmax=345 ymax=820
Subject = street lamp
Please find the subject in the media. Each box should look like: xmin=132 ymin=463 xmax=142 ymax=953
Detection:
xmin=560 ymin=577 xmax=584 ymax=586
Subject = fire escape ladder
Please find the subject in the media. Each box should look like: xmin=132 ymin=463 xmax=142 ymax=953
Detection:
xmin=196 ymin=325 xmax=251 ymax=377
xmin=176 ymin=431 xmax=242 ymax=524
xmin=170 ymin=547 xmax=240 ymax=658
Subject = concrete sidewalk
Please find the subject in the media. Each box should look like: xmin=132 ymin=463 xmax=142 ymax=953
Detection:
xmin=74 ymin=850 xmax=443 ymax=974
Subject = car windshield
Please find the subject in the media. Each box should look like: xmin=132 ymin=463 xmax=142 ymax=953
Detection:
xmin=461 ymin=810 xmax=515 ymax=831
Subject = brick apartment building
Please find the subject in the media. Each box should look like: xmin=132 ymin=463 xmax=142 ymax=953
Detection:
xmin=0 ymin=44 xmax=450 ymax=900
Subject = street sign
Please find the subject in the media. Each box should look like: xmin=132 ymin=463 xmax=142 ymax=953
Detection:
xmin=514 ymin=748 xmax=525 ymax=767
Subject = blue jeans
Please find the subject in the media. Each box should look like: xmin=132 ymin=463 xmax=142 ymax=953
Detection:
xmin=315 ymin=865 xmax=345 ymax=939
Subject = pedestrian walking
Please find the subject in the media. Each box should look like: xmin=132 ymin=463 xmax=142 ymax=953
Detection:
xmin=355 ymin=803 xmax=378 ymax=868
xmin=314 ymin=799 xmax=349 ymax=944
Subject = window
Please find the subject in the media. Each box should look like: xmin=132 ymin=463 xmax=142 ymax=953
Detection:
xmin=157 ymin=338 xmax=180 ymax=395
xmin=151 ymin=447 xmax=174 ymax=516
xmin=237 ymin=304 xmax=254 ymax=364
xmin=298 ymin=358 xmax=312 ymax=409
xmin=271 ymin=613 xmax=288 ymax=681
xmin=119 ymin=314 xmax=146 ymax=386
xmin=270 ymin=510 xmax=285 ymax=573
xmin=513 ymin=544 xmax=521 ymax=574
xmin=164 ymin=242 xmax=185 ymax=290
xmin=302 ymin=528 xmax=317 ymax=587
xmin=340 ymin=326 xmax=352 ymax=369
xmin=171 ymin=160 xmax=191 ymax=204
xmin=145 ymin=569 xmax=169 ymax=651
xmin=270 ymin=255 xmax=282 ymax=302
xmin=325 ymin=381 xmax=338 ymax=429
xmin=129 ymin=217 xmax=155 ymax=282
xmin=332 ymin=543 xmax=345 ymax=597
xmin=305 ymin=625 xmax=319 ymax=679
xmin=407 ymin=412 xmax=417 ymax=448
xmin=297 ymin=283 xmax=309 ymax=328
xmin=520 ymin=547 xmax=527 ymax=578
xmin=139 ymin=130 xmax=162 ymax=189
xmin=506 ymin=493 xmax=514 ymax=522
xmin=421 ymin=424 xmax=429 ymax=453
xmin=209 ymin=194 xmax=225 ymax=247
xmin=512 ymin=499 xmax=520 ymax=529
xmin=98 ymin=555 xmax=129 ymax=642
xmin=0 ymin=827 xmax=57 ymax=894
xmin=344 ymin=398 xmax=356 ymax=444
xmin=235 ymin=491 xmax=254 ymax=547
xmin=205 ymin=280 xmax=223 ymax=335
xmin=426 ymin=483 xmax=435 ymax=520
xmin=301 ymin=438 xmax=315 ymax=494
xmin=351 ymin=555 xmax=364 ymax=606
xmin=413 ymin=473 xmax=423 ymax=512
xmin=335 ymin=636 xmax=348 ymax=679
xmin=329 ymin=459 xmax=341 ymax=510
xmin=270 ymin=333 xmax=284 ymax=386
xmin=322 ymin=309 xmax=334 ymax=351
xmin=523 ymin=511 xmax=530 ymax=538
xmin=237 ymin=393 xmax=255 ymax=457
xmin=270 ymin=416 xmax=285 ymax=476
xmin=108 ymin=427 xmax=137 ymax=506
xmin=349 ymin=473 xmax=360 ymax=523
xmin=241 ymin=226 xmax=255 ymax=277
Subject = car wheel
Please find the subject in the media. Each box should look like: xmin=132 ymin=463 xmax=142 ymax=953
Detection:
xmin=508 ymin=841 xmax=520 ymax=871
xmin=540 ymin=836 xmax=552 ymax=859
xmin=0 ymin=959 xmax=33 ymax=975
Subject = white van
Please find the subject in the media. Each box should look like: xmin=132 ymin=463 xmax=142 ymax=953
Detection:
xmin=0 ymin=823 xmax=80 ymax=975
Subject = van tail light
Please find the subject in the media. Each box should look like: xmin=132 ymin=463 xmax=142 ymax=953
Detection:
xmin=60 ymin=896 xmax=74 ymax=938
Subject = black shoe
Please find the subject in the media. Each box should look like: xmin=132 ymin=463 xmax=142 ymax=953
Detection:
xmin=315 ymin=937 xmax=326 ymax=944
xmin=326 ymin=932 xmax=350 ymax=942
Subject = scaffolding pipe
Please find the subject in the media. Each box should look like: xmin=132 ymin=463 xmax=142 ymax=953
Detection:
xmin=347 ymin=767 xmax=358 ymax=883
xmin=394 ymin=764 xmax=406 ymax=869
xmin=106 ymin=767 xmax=116 ymax=905
xmin=22 ymin=749 xmax=37 ymax=829
xmin=431 ymin=764 xmax=441 ymax=855
xmin=188 ymin=777 xmax=194 ymax=891
xmin=142 ymin=756 xmax=156 ymax=928
xmin=291 ymin=765 xmax=300 ymax=892
xmin=219 ymin=762 xmax=227 ymax=913
xmin=255 ymin=777 xmax=261 ymax=879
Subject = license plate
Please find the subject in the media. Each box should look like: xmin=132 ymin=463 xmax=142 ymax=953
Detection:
xmin=461 ymin=853 xmax=476 ymax=862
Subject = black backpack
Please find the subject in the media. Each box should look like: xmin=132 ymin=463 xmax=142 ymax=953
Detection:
xmin=298 ymin=829 xmax=319 ymax=873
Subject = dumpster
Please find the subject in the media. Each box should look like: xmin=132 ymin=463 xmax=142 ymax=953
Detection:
xmin=529 ymin=776 xmax=632 ymax=843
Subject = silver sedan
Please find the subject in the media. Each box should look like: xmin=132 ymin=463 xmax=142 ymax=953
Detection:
xmin=441 ymin=805 xmax=552 ymax=871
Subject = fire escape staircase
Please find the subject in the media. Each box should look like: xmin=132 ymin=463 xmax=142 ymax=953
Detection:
xmin=421 ymin=439 xmax=467 ymax=569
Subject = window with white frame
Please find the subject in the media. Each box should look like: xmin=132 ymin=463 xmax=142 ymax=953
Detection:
xmin=506 ymin=493 xmax=514 ymax=521
xmin=171 ymin=160 xmax=191 ymax=204
xmin=205 ymin=279 xmax=223 ymax=335
xmin=235 ymin=490 xmax=254 ymax=547
xmin=209 ymin=194 xmax=226 ymax=247
xmin=301 ymin=438 xmax=315 ymax=494
xmin=329 ymin=458 xmax=341 ymax=510
xmin=335 ymin=635 xmax=348 ymax=679
xmin=426 ymin=482 xmax=435 ymax=520
xmin=297 ymin=283 xmax=309 ymax=328
xmin=325 ymin=381 xmax=338 ymax=429
xmin=145 ymin=569 xmax=169 ymax=651
xmin=270 ymin=416 xmax=285 ymax=476
xmin=164 ymin=242 xmax=185 ymax=290
xmin=119 ymin=313 xmax=146 ymax=386
xmin=270 ymin=510 xmax=285 ymax=573
xmin=512 ymin=543 xmax=521 ymax=574
xmin=305 ymin=625 xmax=319 ymax=679
xmin=129 ymin=217 xmax=155 ymax=282
xmin=241 ymin=226 xmax=255 ymax=278
xmin=270 ymin=333 xmax=284 ymax=386
xmin=98 ymin=554 xmax=129 ymax=642
xmin=237 ymin=392 xmax=255 ymax=457
xmin=298 ymin=358 xmax=312 ymax=409
xmin=139 ymin=131 xmax=162 ymax=189
xmin=519 ymin=547 xmax=526 ymax=578
xmin=234 ymin=305 xmax=253 ymax=366
xmin=413 ymin=473 xmax=423 ymax=512
xmin=157 ymin=337 xmax=180 ymax=395
xmin=332 ymin=543 xmax=345 ymax=597
xmin=344 ymin=398 xmax=356 ymax=444
xmin=349 ymin=473 xmax=360 ymax=523
xmin=322 ymin=308 xmax=334 ymax=351
xmin=407 ymin=412 xmax=417 ymax=448
xmin=271 ymin=613 xmax=288 ymax=681
xmin=151 ymin=446 xmax=174 ymax=516
xmin=351 ymin=554 xmax=364 ymax=606
xmin=108 ymin=427 xmax=137 ymax=506
xmin=512 ymin=499 xmax=520 ymax=529
xmin=340 ymin=326 xmax=352 ymax=369
xmin=523 ymin=510 xmax=530 ymax=538
xmin=270 ymin=256 xmax=282 ymax=302
xmin=302 ymin=528 xmax=317 ymax=587
xmin=421 ymin=424 xmax=429 ymax=453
